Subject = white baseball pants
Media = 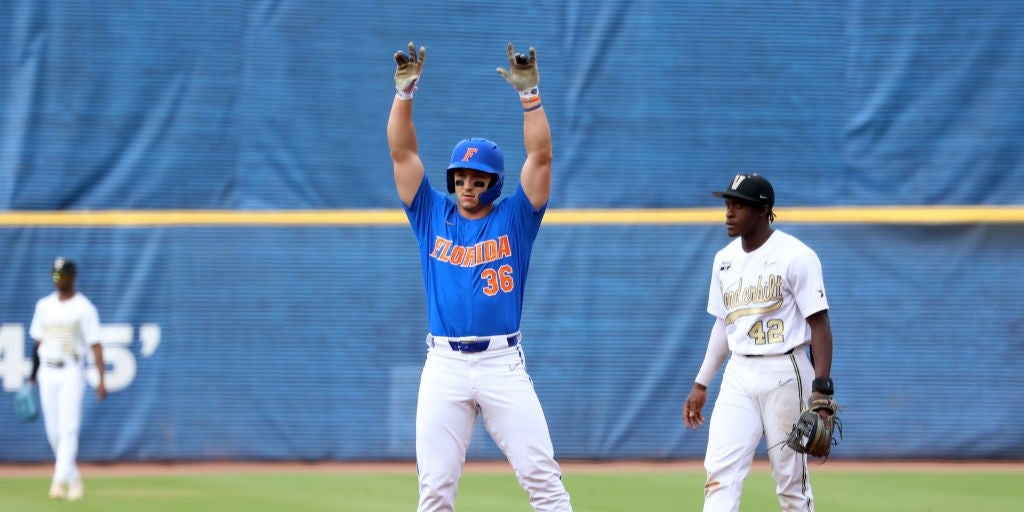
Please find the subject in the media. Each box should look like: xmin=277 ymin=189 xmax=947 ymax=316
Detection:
xmin=703 ymin=350 xmax=816 ymax=512
xmin=415 ymin=343 xmax=572 ymax=512
xmin=37 ymin=360 xmax=85 ymax=485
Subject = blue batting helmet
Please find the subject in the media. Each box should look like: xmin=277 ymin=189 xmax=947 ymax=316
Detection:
xmin=446 ymin=138 xmax=504 ymax=206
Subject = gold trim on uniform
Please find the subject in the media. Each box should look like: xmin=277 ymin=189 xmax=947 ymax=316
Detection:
xmin=725 ymin=299 xmax=784 ymax=326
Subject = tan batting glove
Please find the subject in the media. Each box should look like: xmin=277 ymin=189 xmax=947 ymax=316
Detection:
xmin=496 ymin=42 xmax=541 ymax=111
xmin=394 ymin=41 xmax=425 ymax=100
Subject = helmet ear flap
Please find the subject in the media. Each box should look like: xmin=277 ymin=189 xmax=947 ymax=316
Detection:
xmin=478 ymin=173 xmax=503 ymax=205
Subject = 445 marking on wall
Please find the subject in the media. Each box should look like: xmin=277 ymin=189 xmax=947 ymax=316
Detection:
xmin=0 ymin=323 xmax=161 ymax=393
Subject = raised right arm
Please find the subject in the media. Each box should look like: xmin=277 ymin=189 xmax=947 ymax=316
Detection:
xmin=388 ymin=97 xmax=424 ymax=207
xmin=387 ymin=42 xmax=426 ymax=207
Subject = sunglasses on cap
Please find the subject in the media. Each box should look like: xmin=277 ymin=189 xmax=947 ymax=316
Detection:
xmin=51 ymin=270 xmax=74 ymax=282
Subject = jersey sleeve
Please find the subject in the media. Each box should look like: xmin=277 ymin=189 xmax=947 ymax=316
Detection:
xmin=28 ymin=299 xmax=44 ymax=341
xmin=706 ymin=255 xmax=726 ymax=319
xmin=789 ymin=246 xmax=829 ymax=318
xmin=403 ymin=175 xmax=445 ymax=242
xmin=507 ymin=183 xmax=547 ymax=240
xmin=80 ymin=300 xmax=103 ymax=346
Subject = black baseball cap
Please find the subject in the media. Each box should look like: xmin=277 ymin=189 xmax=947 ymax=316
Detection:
xmin=712 ymin=173 xmax=775 ymax=207
xmin=52 ymin=257 xmax=77 ymax=274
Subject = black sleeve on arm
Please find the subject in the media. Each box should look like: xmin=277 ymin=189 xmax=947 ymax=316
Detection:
xmin=30 ymin=343 xmax=40 ymax=381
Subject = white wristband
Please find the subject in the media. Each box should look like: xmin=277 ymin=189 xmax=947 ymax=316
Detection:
xmin=519 ymin=87 xmax=541 ymax=112
xmin=518 ymin=87 xmax=539 ymax=101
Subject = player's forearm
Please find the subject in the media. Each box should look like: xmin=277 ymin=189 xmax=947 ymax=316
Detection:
xmin=30 ymin=341 xmax=40 ymax=382
xmin=695 ymin=319 xmax=729 ymax=387
xmin=516 ymin=100 xmax=552 ymax=208
xmin=523 ymin=108 xmax=552 ymax=166
xmin=387 ymin=97 xmax=418 ymax=161
xmin=91 ymin=344 xmax=105 ymax=384
xmin=807 ymin=311 xmax=833 ymax=378
xmin=810 ymin=338 xmax=832 ymax=378
xmin=520 ymin=107 xmax=552 ymax=203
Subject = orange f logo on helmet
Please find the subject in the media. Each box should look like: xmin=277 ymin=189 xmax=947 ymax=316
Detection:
xmin=461 ymin=147 xmax=478 ymax=161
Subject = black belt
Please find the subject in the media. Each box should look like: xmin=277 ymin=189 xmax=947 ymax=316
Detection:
xmin=44 ymin=360 xmax=66 ymax=368
xmin=741 ymin=347 xmax=795 ymax=358
xmin=448 ymin=335 xmax=520 ymax=353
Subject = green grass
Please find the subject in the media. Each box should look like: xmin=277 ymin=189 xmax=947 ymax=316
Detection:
xmin=0 ymin=469 xmax=1020 ymax=511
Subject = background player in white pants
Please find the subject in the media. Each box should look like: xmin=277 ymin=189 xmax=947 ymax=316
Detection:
xmin=28 ymin=257 xmax=107 ymax=501
xmin=387 ymin=41 xmax=572 ymax=512
xmin=683 ymin=174 xmax=836 ymax=512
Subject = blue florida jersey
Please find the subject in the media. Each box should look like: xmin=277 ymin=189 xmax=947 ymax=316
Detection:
xmin=404 ymin=176 xmax=546 ymax=337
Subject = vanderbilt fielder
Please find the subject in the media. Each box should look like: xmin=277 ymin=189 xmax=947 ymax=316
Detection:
xmin=387 ymin=42 xmax=572 ymax=511
xmin=683 ymin=174 xmax=836 ymax=512
xmin=29 ymin=257 xmax=107 ymax=501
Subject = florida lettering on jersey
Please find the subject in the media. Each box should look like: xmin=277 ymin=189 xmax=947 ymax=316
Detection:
xmin=404 ymin=176 xmax=546 ymax=337
xmin=430 ymin=235 xmax=512 ymax=267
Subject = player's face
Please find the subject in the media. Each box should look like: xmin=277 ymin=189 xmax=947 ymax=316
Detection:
xmin=723 ymin=198 xmax=764 ymax=237
xmin=51 ymin=271 xmax=75 ymax=293
xmin=453 ymin=169 xmax=493 ymax=212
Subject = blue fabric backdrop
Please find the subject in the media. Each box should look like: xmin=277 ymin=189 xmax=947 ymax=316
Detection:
xmin=1 ymin=1 xmax=1022 ymax=462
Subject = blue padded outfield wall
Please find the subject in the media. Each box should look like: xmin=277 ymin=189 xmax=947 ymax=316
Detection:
xmin=1 ymin=1 xmax=1023 ymax=462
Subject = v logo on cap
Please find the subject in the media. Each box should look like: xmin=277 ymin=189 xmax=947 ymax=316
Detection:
xmin=730 ymin=175 xmax=747 ymax=190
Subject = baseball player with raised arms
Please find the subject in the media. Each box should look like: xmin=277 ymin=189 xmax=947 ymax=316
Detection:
xmin=387 ymin=41 xmax=572 ymax=512
xmin=28 ymin=257 xmax=107 ymax=501
xmin=683 ymin=174 xmax=836 ymax=511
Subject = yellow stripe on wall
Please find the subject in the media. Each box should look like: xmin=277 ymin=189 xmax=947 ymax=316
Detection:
xmin=545 ymin=206 xmax=1024 ymax=224
xmin=0 ymin=206 xmax=1022 ymax=227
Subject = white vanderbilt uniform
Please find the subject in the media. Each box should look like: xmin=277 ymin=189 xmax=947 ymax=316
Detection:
xmin=704 ymin=230 xmax=829 ymax=512
xmin=30 ymin=292 xmax=102 ymax=487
